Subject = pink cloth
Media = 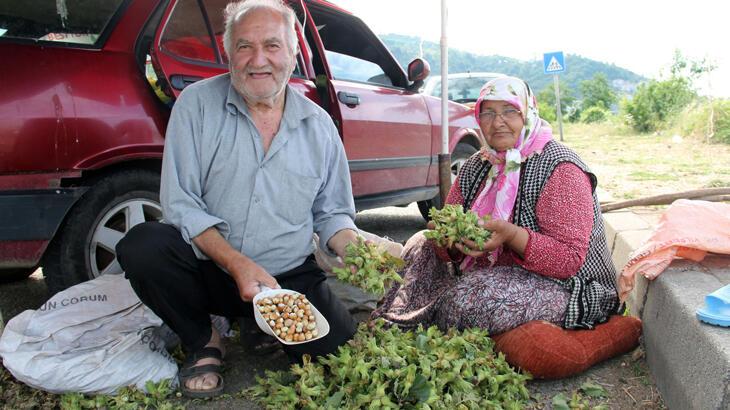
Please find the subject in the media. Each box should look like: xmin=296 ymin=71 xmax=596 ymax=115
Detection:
xmin=464 ymin=76 xmax=553 ymax=269
xmin=619 ymin=199 xmax=730 ymax=301
xmin=441 ymin=162 xmax=594 ymax=279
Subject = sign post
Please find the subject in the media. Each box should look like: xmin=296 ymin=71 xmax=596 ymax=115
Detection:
xmin=438 ymin=0 xmax=451 ymax=205
xmin=543 ymin=51 xmax=566 ymax=141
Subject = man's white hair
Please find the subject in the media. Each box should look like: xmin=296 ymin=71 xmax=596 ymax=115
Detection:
xmin=222 ymin=0 xmax=298 ymax=60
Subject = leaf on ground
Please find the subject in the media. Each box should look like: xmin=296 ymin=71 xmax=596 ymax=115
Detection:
xmin=580 ymin=381 xmax=608 ymax=398
xmin=552 ymin=392 xmax=570 ymax=410
xmin=415 ymin=334 xmax=429 ymax=351
xmin=407 ymin=374 xmax=432 ymax=403
xmin=324 ymin=390 xmax=345 ymax=408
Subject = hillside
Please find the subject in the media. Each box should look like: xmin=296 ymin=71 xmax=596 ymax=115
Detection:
xmin=380 ymin=34 xmax=645 ymax=96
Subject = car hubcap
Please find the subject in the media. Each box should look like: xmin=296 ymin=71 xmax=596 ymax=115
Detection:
xmin=89 ymin=199 xmax=162 ymax=278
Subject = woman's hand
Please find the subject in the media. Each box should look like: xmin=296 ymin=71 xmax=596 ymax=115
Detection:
xmin=455 ymin=219 xmax=524 ymax=258
xmin=483 ymin=219 xmax=528 ymax=257
xmin=426 ymin=220 xmax=463 ymax=260
xmin=427 ymin=219 xmax=490 ymax=257
xmin=454 ymin=238 xmax=487 ymax=258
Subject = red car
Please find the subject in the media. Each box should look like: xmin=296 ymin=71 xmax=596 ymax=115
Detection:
xmin=0 ymin=0 xmax=482 ymax=292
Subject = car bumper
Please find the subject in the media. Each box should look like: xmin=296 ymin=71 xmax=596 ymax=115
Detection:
xmin=0 ymin=188 xmax=87 ymax=267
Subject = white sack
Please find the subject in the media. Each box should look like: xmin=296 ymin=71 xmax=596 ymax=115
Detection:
xmin=0 ymin=274 xmax=177 ymax=394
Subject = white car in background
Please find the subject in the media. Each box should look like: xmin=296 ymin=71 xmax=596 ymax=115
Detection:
xmin=422 ymin=72 xmax=505 ymax=108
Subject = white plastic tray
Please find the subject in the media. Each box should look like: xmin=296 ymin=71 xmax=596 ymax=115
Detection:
xmin=252 ymin=287 xmax=330 ymax=345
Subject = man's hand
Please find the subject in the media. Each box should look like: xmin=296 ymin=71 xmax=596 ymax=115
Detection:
xmin=192 ymin=227 xmax=279 ymax=302
xmin=327 ymin=228 xmax=359 ymax=260
xmin=227 ymin=255 xmax=279 ymax=301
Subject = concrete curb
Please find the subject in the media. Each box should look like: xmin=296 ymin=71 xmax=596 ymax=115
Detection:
xmin=603 ymin=211 xmax=730 ymax=410
xmin=603 ymin=211 xmax=654 ymax=317
xmin=643 ymin=258 xmax=730 ymax=410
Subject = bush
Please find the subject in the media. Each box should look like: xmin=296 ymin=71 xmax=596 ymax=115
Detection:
xmin=537 ymin=81 xmax=575 ymax=124
xmin=580 ymin=106 xmax=610 ymax=123
xmin=539 ymin=101 xmax=557 ymax=123
xmin=622 ymin=77 xmax=695 ymax=132
xmin=579 ymin=73 xmax=616 ymax=113
xmin=677 ymin=99 xmax=730 ymax=144
xmin=714 ymin=100 xmax=730 ymax=144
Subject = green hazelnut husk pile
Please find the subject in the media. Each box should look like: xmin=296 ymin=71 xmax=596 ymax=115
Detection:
xmin=424 ymin=204 xmax=492 ymax=249
xmin=247 ymin=320 xmax=531 ymax=409
xmin=332 ymin=237 xmax=404 ymax=297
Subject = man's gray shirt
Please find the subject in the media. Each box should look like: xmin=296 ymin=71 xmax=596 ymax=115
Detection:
xmin=160 ymin=74 xmax=356 ymax=275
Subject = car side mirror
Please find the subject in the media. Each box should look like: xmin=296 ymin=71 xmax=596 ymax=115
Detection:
xmin=407 ymin=58 xmax=430 ymax=90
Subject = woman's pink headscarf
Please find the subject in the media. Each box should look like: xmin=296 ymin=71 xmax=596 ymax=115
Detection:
xmin=463 ymin=76 xmax=553 ymax=270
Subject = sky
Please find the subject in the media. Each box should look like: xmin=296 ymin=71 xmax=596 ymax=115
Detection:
xmin=333 ymin=0 xmax=730 ymax=97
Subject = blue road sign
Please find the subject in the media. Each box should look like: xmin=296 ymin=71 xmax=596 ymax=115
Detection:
xmin=543 ymin=51 xmax=566 ymax=74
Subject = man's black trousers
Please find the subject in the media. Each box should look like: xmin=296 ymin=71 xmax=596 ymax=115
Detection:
xmin=116 ymin=222 xmax=356 ymax=362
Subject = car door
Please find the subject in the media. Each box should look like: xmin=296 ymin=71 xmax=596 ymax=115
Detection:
xmin=151 ymin=0 xmax=315 ymax=101
xmin=302 ymin=2 xmax=434 ymax=205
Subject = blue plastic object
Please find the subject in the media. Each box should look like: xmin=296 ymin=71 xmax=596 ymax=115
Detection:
xmin=696 ymin=284 xmax=730 ymax=327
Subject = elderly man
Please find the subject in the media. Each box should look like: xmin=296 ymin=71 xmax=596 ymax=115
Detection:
xmin=116 ymin=0 xmax=358 ymax=398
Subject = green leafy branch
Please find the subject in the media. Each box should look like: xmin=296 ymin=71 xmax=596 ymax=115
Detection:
xmin=332 ymin=237 xmax=404 ymax=297
xmin=247 ymin=320 xmax=531 ymax=409
xmin=424 ymin=205 xmax=492 ymax=250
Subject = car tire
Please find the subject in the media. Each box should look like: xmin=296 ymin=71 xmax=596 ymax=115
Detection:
xmin=43 ymin=169 xmax=162 ymax=295
xmin=417 ymin=143 xmax=478 ymax=220
xmin=0 ymin=267 xmax=38 ymax=283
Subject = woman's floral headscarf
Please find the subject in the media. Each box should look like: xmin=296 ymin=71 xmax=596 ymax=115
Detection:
xmin=463 ymin=76 xmax=553 ymax=270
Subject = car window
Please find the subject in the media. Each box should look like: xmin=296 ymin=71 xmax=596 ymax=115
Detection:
xmin=201 ymin=0 xmax=232 ymax=64
xmin=160 ymin=0 xmax=219 ymax=64
xmin=325 ymin=50 xmax=391 ymax=85
xmin=0 ymin=0 xmax=124 ymax=45
xmin=166 ymin=0 xmax=305 ymax=76
xmin=308 ymin=5 xmax=405 ymax=88
xmin=433 ymin=77 xmax=492 ymax=101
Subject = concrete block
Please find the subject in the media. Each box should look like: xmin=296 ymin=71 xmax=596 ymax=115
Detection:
xmin=603 ymin=211 xmax=653 ymax=256
xmin=596 ymin=187 xmax=615 ymax=204
xmin=701 ymin=255 xmax=730 ymax=284
xmin=642 ymin=262 xmax=730 ymax=410
xmin=602 ymin=217 xmax=616 ymax=254
xmin=611 ymin=229 xmax=653 ymax=273
xmin=603 ymin=211 xmax=652 ymax=233
xmin=625 ymin=272 xmax=649 ymax=318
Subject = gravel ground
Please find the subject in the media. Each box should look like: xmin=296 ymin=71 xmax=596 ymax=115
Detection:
xmin=0 ymin=204 xmax=664 ymax=409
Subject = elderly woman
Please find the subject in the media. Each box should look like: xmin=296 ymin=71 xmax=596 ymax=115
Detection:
xmin=372 ymin=76 xmax=622 ymax=334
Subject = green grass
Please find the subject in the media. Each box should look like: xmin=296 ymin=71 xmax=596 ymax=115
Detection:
xmin=627 ymin=171 xmax=677 ymax=182
xmin=561 ymin=122 xmax=730 ymax=201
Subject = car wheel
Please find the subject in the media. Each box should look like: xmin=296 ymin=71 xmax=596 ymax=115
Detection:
xmin=417 ymin=143 xmax=478 ymax=220
xmin=0 ymin=267 xmax=38 ymax=283
xmin=43 ymin=170 xmax=162 ymax=295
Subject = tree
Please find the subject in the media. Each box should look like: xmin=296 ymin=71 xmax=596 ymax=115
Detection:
xmin=579 ymin=73 xmax=616 ymax=111
xmin=622 ymin=78 xmax=694 ymax=132
xmin=621 ymin=51 xmax=702 ymax=133
xmin=668 ymin=49 xmax=717 ymax=86
xmin=537 ymin=81 xmax=575 ymax=123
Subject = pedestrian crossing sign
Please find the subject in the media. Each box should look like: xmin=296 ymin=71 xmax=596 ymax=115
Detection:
xmin=543 ymin=51 xmax=566 ymax=74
